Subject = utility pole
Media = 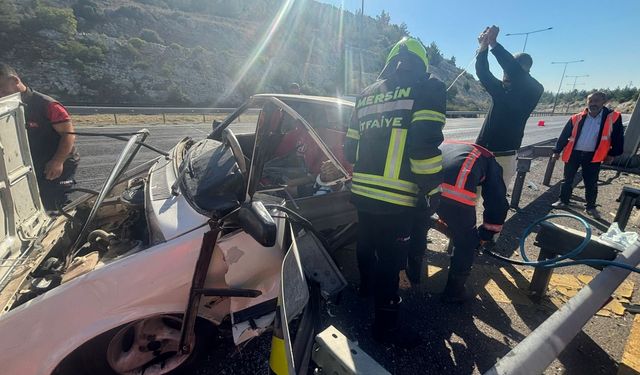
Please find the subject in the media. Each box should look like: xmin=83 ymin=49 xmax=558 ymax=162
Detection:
xmin=563 ymin=74 xmax=589 ymax=113
xmin=505 ymin=27 xmax=553 ymax=52
xmin=551 ymin=60 xmax=584 ymax=114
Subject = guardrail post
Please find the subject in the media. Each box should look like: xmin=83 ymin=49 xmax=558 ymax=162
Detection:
xmin=113 ymin=113 xmax=118 ymax=125
xmin=510 ymin=157 xmax=532 ymax=209
xmin=528 ymin=247 xmax=554 ymax=302
xmin=614 ymin=186 xmax=640 ymax=230
xmin=202 ymin=114 xmax=206 ymax=123
xmin=162 ymin=113 xmax=166 ymax=124
xmin=543 ymin=156 xmax=557 ymax=186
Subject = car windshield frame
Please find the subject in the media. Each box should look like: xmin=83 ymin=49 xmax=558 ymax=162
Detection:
xmin=245 ymin=96 xmax=351 ymax=197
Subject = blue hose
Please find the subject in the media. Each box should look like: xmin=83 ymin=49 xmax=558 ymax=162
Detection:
xmin=484 ymin=213 xmax=640 ymax=273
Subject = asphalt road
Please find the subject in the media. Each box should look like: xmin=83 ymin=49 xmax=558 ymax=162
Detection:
xmin=74 ymin=115 xmax=597 ymax=191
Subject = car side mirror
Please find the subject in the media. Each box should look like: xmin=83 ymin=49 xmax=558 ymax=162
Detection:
xmin=237 ymin=201 xmax=276 ymax=247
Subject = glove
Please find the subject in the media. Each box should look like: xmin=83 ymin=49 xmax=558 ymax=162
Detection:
xmin=478 ymin=225 xmax=498 ymax=243
xmin=319 ymin=160 xmax=342 ymax=184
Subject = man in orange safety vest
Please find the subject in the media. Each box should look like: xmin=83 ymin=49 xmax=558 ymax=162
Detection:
xmin=551 ymin=91 xmax=624 ymax=219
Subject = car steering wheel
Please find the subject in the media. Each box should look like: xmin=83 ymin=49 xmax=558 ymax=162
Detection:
xmin=223 ymin=128 xmax=247 ymax=175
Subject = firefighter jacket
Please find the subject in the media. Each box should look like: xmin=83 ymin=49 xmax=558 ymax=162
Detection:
xmin=554 ymin=106 xmax=624 ymax=163
xmin=475 ymin=43 xmax=544 ymax=155
xmin=440 ymin=141 xmax=509 ymax=233
xmin=345 ymin=72 xmax=445 ymax=214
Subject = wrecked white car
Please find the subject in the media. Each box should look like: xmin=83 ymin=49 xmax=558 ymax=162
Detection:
xmin=0 ymin=93 xmax=363 ymax=374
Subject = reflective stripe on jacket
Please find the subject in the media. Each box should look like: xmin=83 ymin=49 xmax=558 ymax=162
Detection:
xmin=561 ymin=109 xmax=621 ymax=163
xmin=439 ymin=141 xmax=509 ymax=232
xmin=345 ymin=72 xmax=446 ymax=213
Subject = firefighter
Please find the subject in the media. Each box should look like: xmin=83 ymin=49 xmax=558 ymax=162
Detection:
xmin=433 ymin=141 xmax=509 ymax=303
xmin=345 ymin=37 xmax=445 ymax=348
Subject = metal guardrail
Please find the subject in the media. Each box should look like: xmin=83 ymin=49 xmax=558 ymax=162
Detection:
xmin=67 ymin=106 xmax=564 ymax=124
xmin=67 ymin=106 xmax=261 ymax=124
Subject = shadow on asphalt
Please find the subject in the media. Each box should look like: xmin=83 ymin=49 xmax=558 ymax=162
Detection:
xmin=324 ymin=177 xmax=617 ymax=374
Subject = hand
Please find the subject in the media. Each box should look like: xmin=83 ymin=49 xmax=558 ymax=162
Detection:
xmin=478 ymin=225 xmax=498 ymax=242
xmin=552 ymin=153 xmax=560 ymax=160
xmin=486 ymin=25 xmax=500 ymax=47
xmin=605 ymin=156 xmax=615 ymax=164
xmin=44 ymin=159 xmax=64 ymax=180
xmin=478 ymin=27 xmax=490 ymax=51
xmin=319 ymin=160 xmax=342 ymax=183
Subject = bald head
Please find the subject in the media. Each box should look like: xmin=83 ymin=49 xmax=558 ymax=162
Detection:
xmin=514 ymin=53 xmax=533 ymax=73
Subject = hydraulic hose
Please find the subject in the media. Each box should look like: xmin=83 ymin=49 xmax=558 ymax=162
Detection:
xmin=483 ymin=213 xmax=640 ymax=273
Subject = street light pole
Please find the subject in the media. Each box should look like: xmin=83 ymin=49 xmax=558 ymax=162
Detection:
xmin=566 ymin=74 xmax=589 ymax=91
xmin=551 ymin=60 xmax=584 ymax=114
xmin=505 ymin=27 xmax=553 ymax=52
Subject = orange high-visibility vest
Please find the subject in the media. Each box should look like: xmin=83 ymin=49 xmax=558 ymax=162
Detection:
xmin=440 ymin=147 xmax=483 ymax=206
xmin=562 ymin=109 xmax=621 ymax=163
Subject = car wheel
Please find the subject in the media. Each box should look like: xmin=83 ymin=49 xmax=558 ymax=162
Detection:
xmin=54 ymin=315 xmax=215 ymax=375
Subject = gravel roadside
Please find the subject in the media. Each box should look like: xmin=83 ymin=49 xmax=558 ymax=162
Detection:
xmin=193 ymin=159 xmax=640 ymax=374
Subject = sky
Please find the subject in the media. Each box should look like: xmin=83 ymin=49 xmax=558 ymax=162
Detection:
xmin=317 ymin=0 xmax=640 ymax=93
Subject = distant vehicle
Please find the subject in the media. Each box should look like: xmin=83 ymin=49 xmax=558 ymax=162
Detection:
xmin=0 ymin=93 xmax=360 ymax=374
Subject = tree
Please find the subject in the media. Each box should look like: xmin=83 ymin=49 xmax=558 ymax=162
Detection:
xmin=0 ymin=0 xmax=19 ymax=32
xmin=376 ymin=10 xmax=390 ymax=26
xmin=449 ymin=55 xmax=456 ymax=66
xmin=23 ymin=5 xmax=77 ymax=37
xmin=398 ymin=22 xmax=409 ymax=36
xmin=425 ymin=42 xmax=443 ymax=66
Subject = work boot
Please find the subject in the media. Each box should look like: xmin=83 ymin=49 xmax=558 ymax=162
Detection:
xmin=406 ymin=256 xmax=425 ymax=285
xmin=585 ymin=208 xmax=602 ymax=220
xmin=441 ymin=272 xmax=471 ymax=304
xmin=372 ymin=297 xmax=422 ymax=349
xmin=551 ymin=200 xmax=569 ymax=209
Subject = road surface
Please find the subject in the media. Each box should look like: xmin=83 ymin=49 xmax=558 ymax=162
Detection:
xmin=75 ymin=114 xmax=619 ymax=190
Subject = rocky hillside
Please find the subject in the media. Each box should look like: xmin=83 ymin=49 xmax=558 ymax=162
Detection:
xmin=1 ymin=0 xmax=489 ymax=109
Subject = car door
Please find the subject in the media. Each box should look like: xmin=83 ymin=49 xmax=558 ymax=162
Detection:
xmin=0 ymin=94 xmax=49 ymax=289
xmin=247 ymin=97 xmax=357 ymax=249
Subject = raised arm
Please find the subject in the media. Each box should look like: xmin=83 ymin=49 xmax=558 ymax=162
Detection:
xmin=475 ymin=49 xmax=504 ymax=97
xmin=475 ymin=27 xmax=504 ymax=98
xmin=490 ymin=43 xmax=527 ymax=80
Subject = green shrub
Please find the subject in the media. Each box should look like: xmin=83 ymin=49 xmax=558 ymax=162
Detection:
xmin=73 ymin=0 xmax=104 ymax=22
xmin=140 ymin=29 xmax=163 ymax=44
xmin=63 ymin=40 xmax=104 ymax=62
xmin=23 ymin=5 xmax=77 ymax=37
xmin=129 ymin=37 xmax=145 ymax=49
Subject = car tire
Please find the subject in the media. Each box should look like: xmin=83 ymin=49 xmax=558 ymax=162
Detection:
xmin=53 ymin=315 xmax=216 ymax=375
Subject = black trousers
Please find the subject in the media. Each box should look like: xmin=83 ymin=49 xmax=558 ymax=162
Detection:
xmin=356 ymin=210 xmax=413 ymax=306
xmin=36 ymin=158 xmax=78 ymax=211
xmin=559 ymin=150 xmax=601 ymax=209
xmin=436 ymin=199 xmax=479 ymax=275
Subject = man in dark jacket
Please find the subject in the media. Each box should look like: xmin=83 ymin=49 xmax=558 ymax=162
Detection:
xmin=475 ymin=26 xmax=544 ymax=187
xmin=0 ymin=64 xmax=79 ymax=211
xmin=551 ymin=92 xmax=624 ymax=219
xmin=436 ymin=141 xmax=509 ymax=302
xmin=344 ymin=37 xmax=445 ymax=348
